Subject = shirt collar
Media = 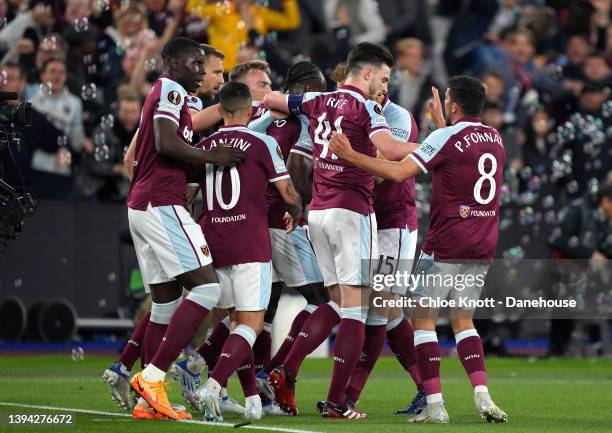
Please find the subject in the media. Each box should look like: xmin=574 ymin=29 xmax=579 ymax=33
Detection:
xmin=452 ymin=116 xmax=481 ymax=125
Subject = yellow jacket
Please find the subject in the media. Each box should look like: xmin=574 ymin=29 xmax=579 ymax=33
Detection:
xmin=187 ymin=0 xmax=300 ymax=71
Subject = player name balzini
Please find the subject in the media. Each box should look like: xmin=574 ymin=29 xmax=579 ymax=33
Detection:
xmin=211 ymin=214 xmax=247 ymax=223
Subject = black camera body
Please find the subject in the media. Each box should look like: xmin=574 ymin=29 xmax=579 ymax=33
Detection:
xmin=0 ymin=91 xmax=36 ymax=240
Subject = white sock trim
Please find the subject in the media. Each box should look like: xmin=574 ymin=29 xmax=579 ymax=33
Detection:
xmin=221 ymin=316 xmax=231 ymax=329
xmin=142 ymin=363 xmax=166 ymax=382
xmin=304 ymin=304 xmax=317 ymax=314
xmin=327 ymin=300 xmax=341 ymax=316
xmin=474 ymin=385 xmax=489 ymax=394
xmin=232 ymin=324 xmax=257 ymax=347
xmin=426 ymin=393 xmax=443 ymax=404
xmin=340 ymin=306 xmax=366 ymax=323
xmin=386 ymin=314 xmax=404 ymax=331
xmin=263 ymin=322 xmax=273 ymax=334
xmin=186 ymin=283 xmax=221 ymax=310
xmin=150 ymin=296 xmax=182 ymax=325
xmin=365 ymin=313 xmax=388 ymax=326
xmin=414 ymin=330 xmax=438 ymax=346
xmin=455 ymin=328 xmax=479 ymax=344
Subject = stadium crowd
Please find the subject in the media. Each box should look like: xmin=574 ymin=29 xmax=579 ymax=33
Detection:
xmin=0 ymin=0 xmax=609 ymax=205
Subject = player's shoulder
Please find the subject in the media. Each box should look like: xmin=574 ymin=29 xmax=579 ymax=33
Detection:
xmin=424 ymin=121 xmax=475 ymax=145
xmin=247 ymin=128 xmax=279 ymax=148
xmin=186 ymin=95 xmax=203 ymax=112
xmin=156 ymin=75 xmax=188 ymax=101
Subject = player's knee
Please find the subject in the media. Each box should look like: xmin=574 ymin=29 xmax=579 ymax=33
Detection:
xmin=450 ymin=318 xmax=475 ymax=334
xmin=186 ymin=283 xmax=221 ymax=311
xmin=232 ymin=323 xmax=258 ymax=348
xmin=150 ymin=296 xmax=182 ymax=325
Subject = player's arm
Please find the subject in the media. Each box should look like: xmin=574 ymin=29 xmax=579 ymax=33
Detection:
xmin=274 ymin=178 xmax=302 ymax=233
xmin=263 ymin=91 xmax=290 ymax=114
xmin=286 ymin=152 xmax=312 ymax=204
xmin=329 ymin=132 xmax=422 ymax=182
xmin=123 ymin=128 xmax=138 ymax=180
xmin=153 ymin=117 xmax=244 ymax=166
xmin=370 ymin=130 xmax=418 ymax=161
xmin=185 ymin=184 xmax=200 ymax=217
xmin=191 ymin=103 xmax=222 ymax=132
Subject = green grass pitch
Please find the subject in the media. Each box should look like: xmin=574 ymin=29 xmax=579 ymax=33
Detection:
xmin=0 ymin=354 xmax=611 ymax=432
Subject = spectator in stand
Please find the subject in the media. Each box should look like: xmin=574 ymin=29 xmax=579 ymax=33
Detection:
xmin=76 ymin=84 xmax=138 ymax=201
xmin=187 ymin=0 xmax=300 ymax=71
xmin=560 ymin=34 xmax=593 ymax=81
xmin=323 ymin=0 xmax=385 ymax=45
xmin=388 ymin=38 xmax=435 ymax=122
xmin=0 ymin=1 xmax=55 ymax=55
xmin=30 ymin=57 xmax=93 ymax=197
xmin=0 ymin=62 xmax=63 ymax=190
xmin=482 ymin=69 xmax=507 ymax=106
xmin=19 ymin=32 xmax=67 ymax=99
xmin=375 ymin=0 xmax=431 ymax=48
xmin=491 ymin=29 xmax=561 ymax=100
xmin=583 ymin=52 xmax=612 ymax=85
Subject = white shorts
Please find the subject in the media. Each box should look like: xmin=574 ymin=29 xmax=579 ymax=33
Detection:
xmin=376 ymin=227 xmax=418 ymax=295
xmin=128 ymin=204 xmax=212 ymax=291
xmin=307 ymin=208 xmax=378 ymax=287
xmin=270 ymin=226 xmax=324 ymax=287
xmin=216 ymin=261 xmax=272 ymax=311
xmin=412 ymin=251 xmax=489 ymax=308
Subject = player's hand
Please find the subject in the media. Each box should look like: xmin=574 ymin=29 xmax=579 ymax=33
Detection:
xmin=283 ymin=211 xmax=295 ymax=233
xmin=328 ymin=132 xmax=353 ymax=161
xmin=427 ymin=86 xmax=446 ymax=129
xmin=209 ymin=145 xmax=245 ymax=167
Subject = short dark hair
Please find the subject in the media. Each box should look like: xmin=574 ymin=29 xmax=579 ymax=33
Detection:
xmin=201 ymin=44 xmax=225 ymax=60
xmin=483 ymin=101 xmax=502 ymax=112
xmin=346 ymin=42 xmax=393 ymax=75
xmin=162 ymin=37 xmax=203 ymax=69
xmin=447 ymin=75 xmax=486 ymax=117
xmin=283 ymin=61 xmax=324 ymax=92
xmin=219 ymin=81 xmax=251 ymax=114
xmin=229 ymin=60 xmax=271 ymax=82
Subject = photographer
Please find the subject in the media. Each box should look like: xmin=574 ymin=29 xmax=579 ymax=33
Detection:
xmin=0 ymin=61 xmax=63 ymax=190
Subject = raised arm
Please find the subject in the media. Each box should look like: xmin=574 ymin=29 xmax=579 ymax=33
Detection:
xmin=153 ymin=117 xmax=244 ymax=166
xmin=329 ymin=132 xmax=421 ymax=182
xmin=191 ymin=103 xmax=222 ymax=132
xmin=274 ymin=178 xmax=302 ymax=233
xmin=263 ymin=91 xmax=290 ymax=114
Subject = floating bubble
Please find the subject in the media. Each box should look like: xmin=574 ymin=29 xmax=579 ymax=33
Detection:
xmin=567 ymin=180 xmax=579 ymax=194
xmin=83 ymin=54 xmax=93 ymax=65
xmin=337 ymin=28 xmax=348 ymax=39
xmin=98 ymin=298 xmax=106 ymax=308
xmin=107 ymin=273 xmax=116 ymax=282
xmin=40 ymin=35 xmax=58 ymax=52
xmin=0 ymin=69 xmax=6 ymax=86
xmin=144 ymin=57 xmax=158 ymax=72
xmin=568 ymin=236 xmax=579 ymax=249
xmin=542 ymin=195 xmax=554 ymax=209
xmin=81 ymin=83 xmax=97 ymax=101
xmin=87 ymin=64 xmax=97 ymax=75
xmin=520 ymin=235 xmax=531 ymax=246
xmin=40 ymin=81 xmax=54 ymax=96
xmin=14 ymin=278 xmax=22 ymax=288
xmin=57 ymin=135 xmax=69 ymax=147
xmin=544 ymin=210 xmax=556 ymax=224
xmin=518 ymin=207 xmax=535 ymax=225
xmin=94 ymin=0 xmax=110 ymax=13
xmin=73 ymin=17 xmax=89 ymax=33
xmin=101 ymin=114 xmax=114 ymax=129
xmin=71 ymin=347 xmax=85 ymax=361
xmin=519 ymin=166 xmax=532 ymax=180
xmin=499 ymin=218 xmax=513 ymax=231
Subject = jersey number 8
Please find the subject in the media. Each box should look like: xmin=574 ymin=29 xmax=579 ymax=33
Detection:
xmin=473 ymin=153 xmax=497 ymax=205
xmin=205 ymin=164 xmax=240 ymax=210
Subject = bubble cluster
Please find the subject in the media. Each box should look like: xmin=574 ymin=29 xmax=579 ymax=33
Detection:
xmin=81 ymin=83 xmax=98 ymax=101
xmin=71 ymin=347 xmax=85 ymax=361
xmin=40 ymin=35 xmax=58 ymax=52
xmin=40 ymin=81 xmax=54 ymax=96
xmin=100 ymin=114 xmax=114 ymax=129
xmin=144 ymin=57 xmax=158 ymax=72
xmin=72 ymin=17 xmax=89 ymax=33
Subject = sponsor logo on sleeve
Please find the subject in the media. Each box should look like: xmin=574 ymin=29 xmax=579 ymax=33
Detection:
xmin=374 ymin=104 xmax=383 ymax=115
xmin=459 ymin=205 xmax=471 ymax=219
xmin=167 ymin=91 xmax=182 ymax=105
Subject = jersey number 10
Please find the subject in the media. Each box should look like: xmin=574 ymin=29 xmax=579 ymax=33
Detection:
xmin=315 ymin=113 xmax=343 ymax=159
xmin=205 ymin=165 xmax=241 ymax=211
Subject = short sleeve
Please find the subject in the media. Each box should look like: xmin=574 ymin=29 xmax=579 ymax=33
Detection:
xmin=154 ymin=78 xmax=188 ymax=125
xmin=290 ymin=115 xmax=313 ymax=159
xmin=186 ymin=95 xmax=203 ymax=112
xmin=385 ymin=104 xmax=418 ymax=143
xmin=363 ymin=100 xmax=390 ymax=138
xmin=409 ymin=128 xmax=452 ymax=173
xmin=248 ymin=109 xmax=274 ymax=133
xmin=260 ymin=136 xmax=290 ymax=183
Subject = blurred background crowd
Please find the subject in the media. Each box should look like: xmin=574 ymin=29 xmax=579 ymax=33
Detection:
xmin=0 ymin=0 xmax=610 ymax=354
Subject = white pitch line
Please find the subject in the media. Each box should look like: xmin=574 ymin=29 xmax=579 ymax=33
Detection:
xmin=0 ymin=402 xmax=325 ymax=433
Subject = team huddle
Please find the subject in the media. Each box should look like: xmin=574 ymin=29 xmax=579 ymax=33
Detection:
xmin=101 ymin=36 xmax=508 ymax=424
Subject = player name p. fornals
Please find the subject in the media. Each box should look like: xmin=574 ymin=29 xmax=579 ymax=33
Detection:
xmin=373 ymin=296 xmax=578 ymax=309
